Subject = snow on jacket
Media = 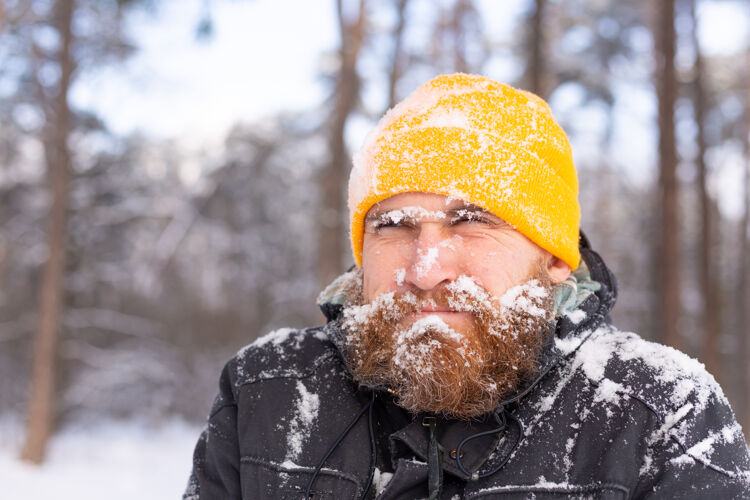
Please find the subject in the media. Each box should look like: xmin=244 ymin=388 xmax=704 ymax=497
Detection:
xmin=184 ymin=246 xmax=750 ymax=499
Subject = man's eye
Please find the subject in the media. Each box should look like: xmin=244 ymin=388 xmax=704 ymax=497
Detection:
xmin=451 ymin=214 xmax=490 ymax=225
xmin=373 ymin=220 xmax=408 ymax=230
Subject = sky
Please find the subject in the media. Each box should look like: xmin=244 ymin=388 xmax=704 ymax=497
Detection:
xmin=71 ymin=0 xmax=338 ymax=144
xmin=70 ymin=0 xmax=749 ymax=142
xmin=69 ymin=0 xmax=750 ymax=214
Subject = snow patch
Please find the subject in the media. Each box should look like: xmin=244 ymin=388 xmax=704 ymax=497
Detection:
xmin=393 ymin=316 xmax=466 ymax=374
xmin=2 ymin=418 xmax=199 ymax=500
xmin=500 ymin=280 xmax=549 ymax=317
xmin=285 ymin=381 xmax=320 ymax=461
xmin=372 ymin=468 xmax=394 ymax=495
xmin=248 ymin=327 xmax=297 ymax=349
xmin=593 ymin=378 xmax=625 ymax=417
xmin=564 ymin=309 xmax=586 ymax=324
xmin=415 ymin=246 xmax=440 ymax=279
xmin=420 ymin=109 xmax=472 ymax=129
xmin=394 ymin=268 xmax=406 ymax=286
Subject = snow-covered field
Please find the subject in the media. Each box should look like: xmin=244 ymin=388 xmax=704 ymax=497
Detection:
xmin=1 ymin=416 xmax=201 ymax=500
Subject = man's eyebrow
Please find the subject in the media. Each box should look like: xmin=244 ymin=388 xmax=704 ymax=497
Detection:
xmin=364 ymin=210 xmax=412 ymax=226
xmin=365 ymin=209 xmax=405 ymax=222
xmin=447 ymin=205 xmax=485 ymax=214
xmin=447 ymin=205 xmax=500 ymax=218
xmin=364 ymin=207 xmax=449 ymax=222
xmin=364 ymin=205 xmax=507 ymax=225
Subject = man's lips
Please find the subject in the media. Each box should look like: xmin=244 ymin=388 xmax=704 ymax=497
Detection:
xmin=411 ymin=309 xmax=469 ymax=316
xmin=418 ymin=306 xmax=453 ymax=313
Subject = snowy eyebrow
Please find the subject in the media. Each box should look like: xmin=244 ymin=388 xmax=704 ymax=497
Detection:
xmin=446 ymin=206 xmax=505 ymax=225
xmin=365 ymin=204 xmax=508 ymax=228
xmin=365 ymin=207 xmax=449 ymax=224
xmin=448 ymin=207 xmax=490 ymax=218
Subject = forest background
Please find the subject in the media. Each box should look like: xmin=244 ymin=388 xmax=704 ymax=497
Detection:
xmin=1 ymin=0 xmax=749 ymax=492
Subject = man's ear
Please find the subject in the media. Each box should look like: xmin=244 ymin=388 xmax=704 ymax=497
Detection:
xmin=547 ymin=256 xmax=571 ymax=284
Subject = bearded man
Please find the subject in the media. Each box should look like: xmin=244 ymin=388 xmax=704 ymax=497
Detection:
xmin=185 ymin=74 xmax=750 ymax=499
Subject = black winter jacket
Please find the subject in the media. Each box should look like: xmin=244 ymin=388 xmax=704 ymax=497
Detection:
xmin=185 ymin=248 xmax=750 ymax=499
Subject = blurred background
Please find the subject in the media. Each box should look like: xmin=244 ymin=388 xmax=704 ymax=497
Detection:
xmin=1 ymin=0 xmax=749 ymax=497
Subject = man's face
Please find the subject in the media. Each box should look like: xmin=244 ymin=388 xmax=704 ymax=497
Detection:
xmin=341 ymin=192 xmax=572 ymax=419
xmin=361 ymin=192 xmax=570 ymax=331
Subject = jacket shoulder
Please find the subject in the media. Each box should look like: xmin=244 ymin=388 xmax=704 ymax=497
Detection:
xmin=567 ymin=327 xmax=722 ymax=414
xmin=226 ymin=326 xmax=340 ymax=389
xmin=566 ymin=327 xmax=750 ymax=480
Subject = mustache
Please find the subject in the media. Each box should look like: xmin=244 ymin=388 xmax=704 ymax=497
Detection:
xmin=348 ymin=276 xmax=493 ymax=316
xmin=343 ymin=287 xmax=483 ymax=330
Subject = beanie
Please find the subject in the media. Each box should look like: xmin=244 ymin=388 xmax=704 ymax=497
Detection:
xmin=348 ymin=73 xmax=581 ymax=270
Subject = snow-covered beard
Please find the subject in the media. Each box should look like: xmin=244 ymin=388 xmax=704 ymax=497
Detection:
xmin=341 ymin=264 xmax=555 ymax=420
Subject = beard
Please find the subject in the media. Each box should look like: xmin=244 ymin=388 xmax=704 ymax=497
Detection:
xmin=341 ymin=263 xmax=555 ymax=420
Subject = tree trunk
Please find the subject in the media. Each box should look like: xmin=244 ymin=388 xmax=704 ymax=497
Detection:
xmin=690 ymin=0 xmax=721 ymax=379
xmin=20 ymin=0 xmax=75 ymax=464
xmin=451 ymin=0 xmax=471 ymax=74
xmin=741 ymin=51 xmax=750 ymax=436
xmin=387 ymin=0 xmax=409 ymax=110
xmin=528 ymin=0 xmax=547 ymax=98
xmin=318 ymin=0 xmax=366 ymax=290
xmin=656 ymin=0 xmax=681 ymax=350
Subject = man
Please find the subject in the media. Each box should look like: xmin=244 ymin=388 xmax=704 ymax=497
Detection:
xmin=185 ymin=74 xmax=750 ymax=499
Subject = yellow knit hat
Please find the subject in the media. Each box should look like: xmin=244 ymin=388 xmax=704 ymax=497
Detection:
xmin=348 ymin=73 xmax=581 ymax=270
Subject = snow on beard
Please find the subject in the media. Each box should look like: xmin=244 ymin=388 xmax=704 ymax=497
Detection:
xmin=341 ymin=264 xmax=555 ymax=420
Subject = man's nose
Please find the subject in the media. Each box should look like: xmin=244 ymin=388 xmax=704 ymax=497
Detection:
xmin=404 ymin=225 xmax=458 ymax=291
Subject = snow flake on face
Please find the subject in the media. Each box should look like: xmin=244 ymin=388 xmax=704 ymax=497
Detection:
xmin=343 ymin=291 xmax=418 ymax=328
xmin=499 ymin=280 xmax=549 ymax=317
xmin=405 ymin=234 xmax=460 ymax=282
xmin=446 ymin=275 xmax=488 ymax=304
xmin=284 ymin=380 xmax=320 ymax=462
xmin=393 ymin=268 xmax=406 ymax=286
xmin=374 ymin=206 xmax=448 ymax=225
xmin=415 ymin=246 xmax=440 ymax=279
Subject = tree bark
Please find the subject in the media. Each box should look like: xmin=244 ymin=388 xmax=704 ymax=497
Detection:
xmin=20 ymin=0 xmax=75 ymax=464
xmin=387 ymin=0 xmax=409 ymax=110
xmin=741 ymin=51 xmax=750 ymax=436
xmin=451 ymin=0 xmax=471 ymax=74
xmin=656 ymin=0 xmax=681 ymax=349
xmin=690 ymin=0 xmax=721 ymax=379
xmin=318 ymin=0 xmax=366 ymax=290
xmin=529 ymin=0 xmax=547 ymax=98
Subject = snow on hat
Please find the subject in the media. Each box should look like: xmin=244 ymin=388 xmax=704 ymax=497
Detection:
xmin=348 ymin=73 xmax=581 ymax=269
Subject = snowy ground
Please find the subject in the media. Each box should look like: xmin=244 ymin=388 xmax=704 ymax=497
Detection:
xmin=1 ymin=415 xmax=201 ymax=500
